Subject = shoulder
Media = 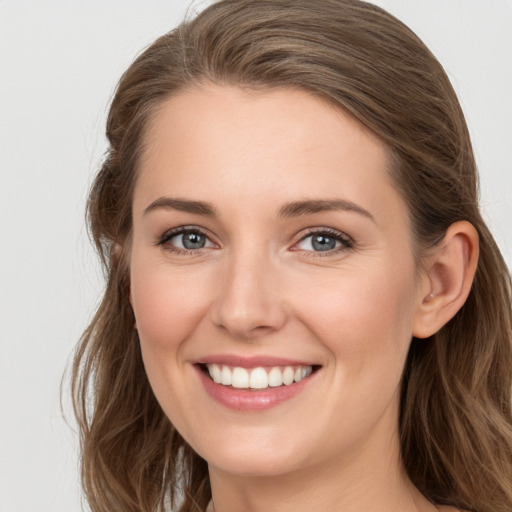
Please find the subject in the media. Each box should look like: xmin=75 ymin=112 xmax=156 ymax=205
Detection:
xmin=437 ymin=506 xmax=469 ymax=512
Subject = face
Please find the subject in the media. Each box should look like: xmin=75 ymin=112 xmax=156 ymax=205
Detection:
xmin=130 ymin=85 xmax=426 ymax=477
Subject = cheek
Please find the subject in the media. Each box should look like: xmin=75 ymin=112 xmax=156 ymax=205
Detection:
xmin=297 ymin=261 xmax=417 ymax=373
xmin=129 ymin=257 xmax=214 ymax=434
xmin=302 ymin=266 xmax=418 ymax=436
xmin=130 ymin=259 xmax=212 ymax=351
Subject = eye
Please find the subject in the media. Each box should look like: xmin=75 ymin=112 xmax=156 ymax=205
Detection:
xmin=294 ymin=229 xmax=353 ymax=254
xmin=158 ymin=227 xmax=215 ymax=253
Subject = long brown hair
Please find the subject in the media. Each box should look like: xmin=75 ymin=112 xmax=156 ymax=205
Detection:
xmin=71 ymin=1 xmax=512 ymax=511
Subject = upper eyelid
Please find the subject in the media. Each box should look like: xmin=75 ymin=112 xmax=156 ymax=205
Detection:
xmin=158 ymin=225 xmax=350 ymax=238
xmin=298 ymin=227 xmax=351 ymax=240
xmin=293 ymin=230 xmax=353 ymax=253
xmin=157 ymin=227 xmax=216 ymax=255
xmin=294 ymin=227 xmax=353 ymax=246
xmin=158 ymin=225 xmax=213 ymax=244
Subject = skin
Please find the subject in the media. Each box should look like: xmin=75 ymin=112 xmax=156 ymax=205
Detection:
xmin=129 ymin=85 xmax=470 ymax=512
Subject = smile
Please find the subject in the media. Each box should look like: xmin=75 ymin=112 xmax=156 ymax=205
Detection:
xmin=195 ymin=357 xmax=320 ymax=411
xmin=206 ymin=364 xmax=314 ymax=389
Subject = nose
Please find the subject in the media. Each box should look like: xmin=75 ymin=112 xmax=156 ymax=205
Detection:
xmin=209 ymin=249 xmax=288 ymax=341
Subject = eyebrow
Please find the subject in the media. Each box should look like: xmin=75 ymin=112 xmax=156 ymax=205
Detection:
xmin=144 ymin=197 xmax=217 ymax=216
xmin=143 ymin=196 xmax=374 ymax=222
xmin=277 ymin=199 xmax=375 ymax=221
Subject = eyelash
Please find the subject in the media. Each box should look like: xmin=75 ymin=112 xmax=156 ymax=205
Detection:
xmin=294 ymin=228 xmax=354 ymax=257
xmin=156 ymin=226 xmax=354 ymax=257
xmin=157 ymin=226 xmax=214 ymax=256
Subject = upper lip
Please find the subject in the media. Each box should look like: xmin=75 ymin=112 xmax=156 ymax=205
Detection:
xmin=195 ymin=354 xmax=319 ymax=368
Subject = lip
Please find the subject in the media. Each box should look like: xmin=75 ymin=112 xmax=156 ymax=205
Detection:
xmin=194 ymin=358 xmax=320 ymax=412
xmin=195 ymin=354 xmax=316 ymax=368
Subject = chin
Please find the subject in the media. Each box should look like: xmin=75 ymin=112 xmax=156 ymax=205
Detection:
xmin=194 ymin=433 xmax=308 ymax=477
xmin=209 ymin=455 xmax=301 ymax=478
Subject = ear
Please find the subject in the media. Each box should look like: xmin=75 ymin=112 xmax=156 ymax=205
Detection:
xmin=111 ymin=241 xmax=123 ymax=260
xmin=413 ymin=221 xmax=479 ymax=339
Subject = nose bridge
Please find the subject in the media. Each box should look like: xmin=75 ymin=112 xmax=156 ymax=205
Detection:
xmin=211 ymin=240 xmax=287 ymax=339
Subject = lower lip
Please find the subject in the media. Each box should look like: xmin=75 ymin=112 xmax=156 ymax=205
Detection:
xmin=195 ymin=366 xmax=316 ymax=411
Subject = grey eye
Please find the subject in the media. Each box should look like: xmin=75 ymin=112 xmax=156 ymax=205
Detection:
xmin=311 ymin=234 xmax=337 ymax=251
xmin=159 ymin=227 xmax=215 ymax=253
xmin=179 ymin=232 xmax=207 ymax=249
xmin=297 ymin=233 xmax=341 ymax=252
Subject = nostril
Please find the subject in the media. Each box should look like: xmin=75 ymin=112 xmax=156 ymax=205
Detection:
xmin=209 ymin=281 xmax=288 ymax=340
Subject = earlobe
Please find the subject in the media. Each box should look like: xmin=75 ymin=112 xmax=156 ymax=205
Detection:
xmin=413 ymin=221 xmax=479 ymax=339
xmin=111 ymin=241 xmax=123 ymax=261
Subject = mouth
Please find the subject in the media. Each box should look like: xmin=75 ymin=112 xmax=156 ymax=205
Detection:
xmin=194 ymin=357 xmax=322 ymax=411
xmin=197 ymin=363 xmax=320 ymax=390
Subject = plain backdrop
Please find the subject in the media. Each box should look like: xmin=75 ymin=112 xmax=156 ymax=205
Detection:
xmin=0 ymin=1 xmax=511 ymax=511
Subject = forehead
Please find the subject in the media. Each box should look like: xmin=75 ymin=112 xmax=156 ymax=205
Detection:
xmin=134 ymin=84 xmax=405 ymax=227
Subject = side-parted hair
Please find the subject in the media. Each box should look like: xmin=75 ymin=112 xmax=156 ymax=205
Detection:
xmin=71 ymin=1 xmax=512 ymax=511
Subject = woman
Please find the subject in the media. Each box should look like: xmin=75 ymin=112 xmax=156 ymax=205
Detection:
xmin=71 ymin=1 xmax=512 ymax=511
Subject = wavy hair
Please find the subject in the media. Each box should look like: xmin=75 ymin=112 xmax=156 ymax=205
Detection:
xmin=71 ymin=1 xmax=512 ymax=511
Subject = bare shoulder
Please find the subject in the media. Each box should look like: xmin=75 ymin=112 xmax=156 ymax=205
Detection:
xmin=437 ymin=506 xmax=469 ymax=512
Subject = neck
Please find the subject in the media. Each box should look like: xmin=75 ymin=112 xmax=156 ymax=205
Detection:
xmin=207 ymin=432 xmax=434 ymax=512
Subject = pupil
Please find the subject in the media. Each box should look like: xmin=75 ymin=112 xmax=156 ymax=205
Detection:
xmin=183 ymin=232 xmax=205 ymax=249
xmin=312 ymin=234 xmax=336 ymax=251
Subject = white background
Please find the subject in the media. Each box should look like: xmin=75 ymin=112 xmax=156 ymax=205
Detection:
xmin=0 ymin=1 xmax=510 ymax=511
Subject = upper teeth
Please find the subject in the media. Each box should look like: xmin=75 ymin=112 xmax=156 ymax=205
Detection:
xmin=206 ymin=364 xmax=313 ymax=389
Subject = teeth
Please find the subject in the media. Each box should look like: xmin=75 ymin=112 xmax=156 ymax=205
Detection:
xmin=206 ymin=364 xmax=313 ymax=389
xmin=268 ymin=367 xmax=283 ymax=387
xmin=249 ymin=367 xmax=268 ymax=389
xmin=232 ymin=367 xmax=249 ymax=388
xmin=221 ymin=365 xmax=232 ymax=385
xmin=210 ymin=364 xmax=222 ymax=383
xmin=282 ymin=366 xmax=294 ymax=385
